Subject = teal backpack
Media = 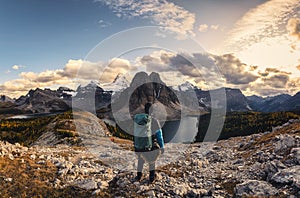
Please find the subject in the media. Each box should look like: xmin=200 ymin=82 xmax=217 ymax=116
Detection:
xmin=134 ymin=113 xmax=152 ymax=151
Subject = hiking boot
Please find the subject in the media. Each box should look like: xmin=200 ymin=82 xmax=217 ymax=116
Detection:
xmin=149 ymin=170 xmax=156 ymax=183
xmin=135 ymin=172 xmax=142 ymax=181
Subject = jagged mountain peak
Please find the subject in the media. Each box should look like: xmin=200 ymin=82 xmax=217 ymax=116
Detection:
xmin=57 ymin=86 xmax=74 ymax=92
xmin=130 ymin=72 xmax=166 ymax=88
xmin=101 ymin=74 xmax=129 ymax=92
xmin=87 ymin=80 xmax=100 ymax=87
xmin=76 ymin=81 xmax=104 ymax=92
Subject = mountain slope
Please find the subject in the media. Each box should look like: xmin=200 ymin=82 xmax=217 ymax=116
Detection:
xmin=247 ymin=94 xmax=292 ymax=112
xmin=73 ymin=82 xmax=112 ymax=112
xmin=0 ymin=95 xmax=14 ymax=103
xmin=194 ymin=87 xmax=251 ymax=112
xmin=282 ymin=92 xmax=300 ymax=111
xmin=15 ymin=88 xmax=72 ymax=113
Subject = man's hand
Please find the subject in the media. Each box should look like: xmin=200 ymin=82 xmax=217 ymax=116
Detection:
xmin=161 ymin=148 xmax=165 ymax=154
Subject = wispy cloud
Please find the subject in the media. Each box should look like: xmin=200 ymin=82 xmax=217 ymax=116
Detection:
xmin=98 ymin=19 xmax=112 ymax=28
xmin=198 ymin=24 xmax=208 ymax=32
xmin=287 ymin=18 xmax=300 ymax=40
xmin=12 ymin=65 xmax=25 ymax=70
xmin=198 ymin=24 xmax=222 ymax=33
xmin=224 ymin=0 xmax=300 ymax=52
xmin=210 ymin=25 xmax=219 ymax=31
xmin=95 ymin=0 xmax=195 ymax=38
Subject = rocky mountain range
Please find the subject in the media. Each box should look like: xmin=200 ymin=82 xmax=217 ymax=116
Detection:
xmin=1 ymin=72 xmax=300 ymax=116
xmin=247 ymin=92 xmax=300 ymax=112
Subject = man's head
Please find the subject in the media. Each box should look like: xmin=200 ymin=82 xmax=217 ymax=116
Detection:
xmin=144 ymin=102 xmax=152 ymax=114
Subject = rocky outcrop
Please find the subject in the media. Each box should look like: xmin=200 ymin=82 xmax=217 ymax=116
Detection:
xmin=271 ymin=166 xmax=300 ymax=188
xmin=235 ymin=180 xmax=278 ymax=197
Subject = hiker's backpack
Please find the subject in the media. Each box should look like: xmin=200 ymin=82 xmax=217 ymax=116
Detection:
xmin=134 ymin=113 xmax=152 ymax=151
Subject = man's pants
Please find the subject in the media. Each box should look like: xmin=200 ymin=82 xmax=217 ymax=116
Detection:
xmin=136 ymin=149 xmax=160 ymax=172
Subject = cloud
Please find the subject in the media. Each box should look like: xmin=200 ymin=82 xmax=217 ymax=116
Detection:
xmin=258 ymin=68 xmax=291 ymax=77
xmin=287 ymin=77 xmax=300 ymax=93
xmin=1 ymin=52 xmax=299 ymax=98
xmin=198 ymin=24 xmax=220 ymax=33
xmin=138 ymin=50 xmax=261 ymax=88
xmin=139 ymin=50 xmax=216 ymax=78
xmin=198 ymin=24 xmax=208 ymax=32
xmin=95 ymin=0 xmax=195 ymax=38
xmin=210 ymin=25 xmax=219 ymax=31
xmin=262 ymin=74 xmax=290 ymax=89
xmin=98 ymin=19 xmax=112 ymax=28
xmin=247 ymin=67 xmax=293 ymax=96
xmin=0 ymin=58 xmax=134 ymax=98
xmin=59 ymin=59 xmax=102 ymax=80
xmin=223 ymin=1 xmax=300 ymax=73
xmin=101 ymin=58 xmax=134 ymax=82
xmin=247 ymin=86 xmax=288 ymax=96
xmin=137 ymin=50 xmax=223 ymax=88
xmin=224 ymin=0 xmax=300 ymax=52
xmin=213 ymin=54 xmax=259 ymax=84
xmin=138 ymin=51 xmax=290 ymax=91
xmin=287 ymin=18 xmax=300 ymax=40
xmin=297 ymin=65 xmax=300 ymax=70
xmin=12 ymin=65 xmax=25 ymax=70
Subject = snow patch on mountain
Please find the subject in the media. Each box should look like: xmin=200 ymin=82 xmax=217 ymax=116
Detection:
xmin=172 ymin=81 xmax=198 ymax=91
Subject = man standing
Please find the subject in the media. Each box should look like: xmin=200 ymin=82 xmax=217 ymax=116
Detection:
xmin=134 ymin=102 xmax=164 ymax=183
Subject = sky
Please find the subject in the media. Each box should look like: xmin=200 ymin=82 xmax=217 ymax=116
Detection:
xmin=0 ymin=0 xmax=300 ymax=98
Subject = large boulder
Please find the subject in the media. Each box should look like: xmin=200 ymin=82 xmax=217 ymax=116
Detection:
xmin=234 ymin=180 xmax=278 ymax=197
xmin=271 ymin=166 xmax=300 ymax=189
xmin=290 ymin=148 xmax=300 ymax=165
xmin=274 ymin=134 xmax=296 ymax=153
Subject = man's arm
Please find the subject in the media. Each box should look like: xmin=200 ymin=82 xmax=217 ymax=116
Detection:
xmin=155 ymin=129 xmax=164 ymax=148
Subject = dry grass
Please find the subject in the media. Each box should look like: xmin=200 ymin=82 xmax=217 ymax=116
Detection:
xmin=239 ymin=121 xmax=300 ymax=159
xmin=157 ymin=163 xmax=184 ymax=178
xmin=0 ymin=155 xmax=97 ymax=198
xmin=109 ymin=137 xmax=134 ymax=151
xmin=220 ymin=180 xmax=238 ymax=196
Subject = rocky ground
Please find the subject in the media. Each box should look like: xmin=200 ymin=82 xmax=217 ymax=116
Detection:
xmin=1 ymin=119 xmax=300 ymax=197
